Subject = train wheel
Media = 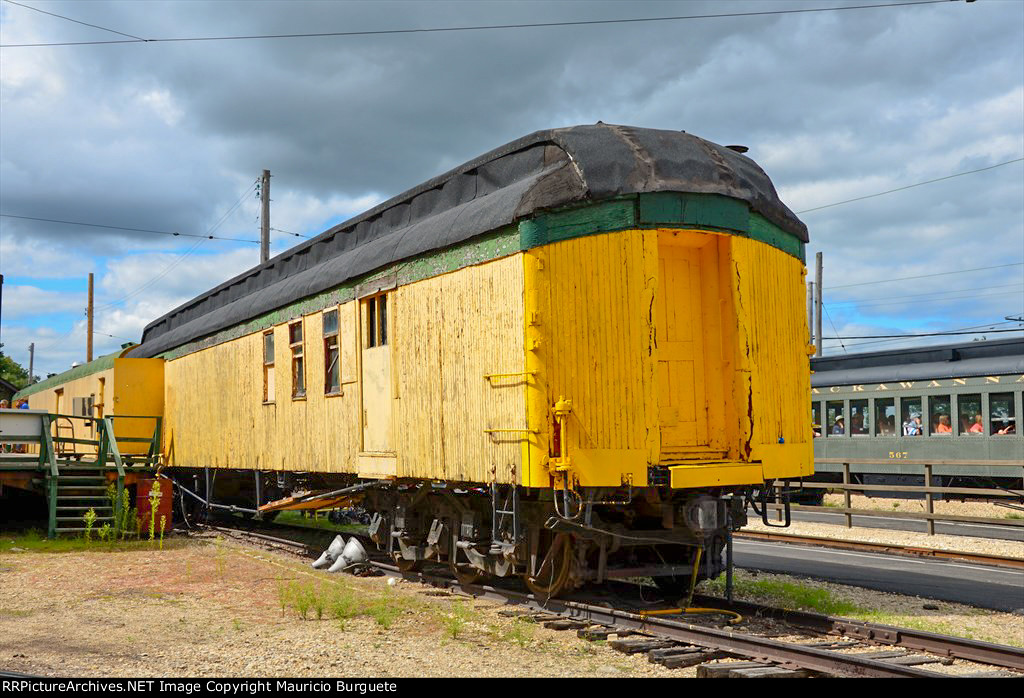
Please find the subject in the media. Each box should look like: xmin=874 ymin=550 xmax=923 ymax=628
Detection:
xmin=524 ymin=532 xmax=572 ymax=599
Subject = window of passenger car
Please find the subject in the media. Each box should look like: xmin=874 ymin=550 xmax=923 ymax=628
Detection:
xmin=850 ymin=399 xmax=869 ymax=436
xmin=826 ymin=400 xmax=845 ymax=436
xmin=262 ymin=331 xmax=275 ymax=403
xmin=901 ymin=397 xmax=922 ymax=436
xmin=363 ymin=294 xmax=389 ymax=348
xmin=289 ymin=320 xmax=305 ymax=399
xmin=811 ymin=402 xmax=822 ymax=438
xmin=323 ymin=309 xmax=340 ymax=395
xmin=990 ymin=392 xmax=1016 ymax=435
xmin=875 ymin=397 xmax=896 ymax=436
xmin=929 ymin=394 xmax=952 ymax=436
xmin=959 ymin=393 xmax=983 ymax=435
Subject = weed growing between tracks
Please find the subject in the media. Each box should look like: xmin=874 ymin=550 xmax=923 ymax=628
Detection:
xmin=703 ymin=573 xmax=864 ymax=616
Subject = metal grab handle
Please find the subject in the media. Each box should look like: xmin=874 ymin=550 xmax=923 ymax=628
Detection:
xmin=484 ymin=371 xmax=537 ymax=381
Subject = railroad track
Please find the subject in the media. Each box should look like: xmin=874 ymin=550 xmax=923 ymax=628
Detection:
xmin=735 ymin=530 xmax=1024 ymax=570
xmin=196 ymin=522 xmax=1024 ymax=679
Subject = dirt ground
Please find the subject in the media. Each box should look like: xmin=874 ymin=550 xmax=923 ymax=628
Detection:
xmin=0 ymin=538 xmax=688 ymax=678
xmin=2 ymin=535 xmax=1021 ymax=678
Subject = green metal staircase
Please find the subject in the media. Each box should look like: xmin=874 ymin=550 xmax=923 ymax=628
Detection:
xmin=42 ymin=414 xmax=162 ymax=538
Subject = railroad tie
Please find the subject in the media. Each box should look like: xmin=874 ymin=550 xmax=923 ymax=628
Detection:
xmin=798 ymin=640 xmax=862 ymax=650
xmin=608 ymin=637 xmax=678 ymax=654
xmin=697 ymin=662 xmax=778 ymax=678
xmin=881 ymin=655 xmax=954 ymax=666
xmin=651 ymin=649 xmax=735 ymax=670
xmin=543 ymin=619 xmax=590 ymax=631
xmin=578 ymin=627 xmax=631 ymax=641
xmin=726 ymin=667 xmax=812 ymax=679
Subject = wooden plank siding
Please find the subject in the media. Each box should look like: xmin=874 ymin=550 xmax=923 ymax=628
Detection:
xmin=393 ymin=254 xmax=526 ymax=484
xmin=163 ymin=255 xmax=526 ymax=483
xmin=731 ymin=235 xmax=815 ymax=479
xmin=161 ymin=229 xmax=810 ymax=487
xmin=24 ymin=358 xmax=162 ymax=456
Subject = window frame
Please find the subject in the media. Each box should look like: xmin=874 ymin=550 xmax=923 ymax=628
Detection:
xmin=363 ymin=293 xmax=390 ymax=349
xmin=323 ymin=308 xmax=341 ymax=396
xmin=289 ymin=319 xmax=306 ymax=400
xmin=262 ymin=330 xmax=275 ymax=404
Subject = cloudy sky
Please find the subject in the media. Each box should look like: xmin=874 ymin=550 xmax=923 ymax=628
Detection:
xmin=1 ymin=0 xmax=1022 ymax=378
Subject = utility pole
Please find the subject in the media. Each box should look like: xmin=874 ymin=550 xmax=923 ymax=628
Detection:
xmin=814 ymin=252 xmax=823 ymax=358
xmin=806 ymin=281 xmax=815 ymax=350
xmin=87 ymin=272 xmax=94 ymax=363
xmin=28 ymin=343 xmax=34 ymax=384
xmin=260 ymin=169 xmax=271 ymax=264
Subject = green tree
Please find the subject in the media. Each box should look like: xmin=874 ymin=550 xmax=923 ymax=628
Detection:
xmin=0 ymin=349 xmax=31 ymax=389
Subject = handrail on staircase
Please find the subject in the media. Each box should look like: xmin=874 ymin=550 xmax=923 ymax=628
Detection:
xmin=40 ymin=414 xmax=60 ymax=539
xmin=98 ymin=417 xmax=126 ymax=527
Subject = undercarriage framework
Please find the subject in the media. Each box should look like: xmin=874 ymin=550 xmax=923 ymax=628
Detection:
xmin=171 ymin=467 xmax=750 ymax=599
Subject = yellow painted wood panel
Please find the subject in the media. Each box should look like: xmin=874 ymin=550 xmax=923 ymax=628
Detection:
xmin=731 ymin=236 xmax=814 ymax=477
xmin=164 ymin=257 xmax=525 ymax=482
xmin=393 ymin=254 xmax=526 ymax=484
xmin=25 ymin=359 xmax=163 ymax=455
xmin=361 ymin=344 xmax=393 ymax=452
xmin=540 ymin=231 xmax=653 ymax=457
xmin=657 ymin=244 xmax=709 ymax=448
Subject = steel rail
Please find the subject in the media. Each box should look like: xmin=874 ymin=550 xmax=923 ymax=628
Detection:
xmin=734 ymin=530 xmax=1024 ymax=570
xmin=387 ymin=568 xmax=940 ymax=678
xmin=683 ymin=593 xmax=1024 ymax=671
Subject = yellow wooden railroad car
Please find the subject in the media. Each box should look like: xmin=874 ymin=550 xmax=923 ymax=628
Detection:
xmin=27 ymin=125 xmax=813 ymax=595
xmin=17 ymin=349 xmax=164 ymax=457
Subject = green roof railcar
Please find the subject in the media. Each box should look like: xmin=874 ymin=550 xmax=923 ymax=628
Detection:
xmin=809 ymin=338 xmax=1024 ymax=494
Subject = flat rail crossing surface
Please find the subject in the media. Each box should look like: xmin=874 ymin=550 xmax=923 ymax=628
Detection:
xmin=732 ymin=538 xmax=1024 ymax=611
xmin=789 ymin=510 xmax=1024 ymax=542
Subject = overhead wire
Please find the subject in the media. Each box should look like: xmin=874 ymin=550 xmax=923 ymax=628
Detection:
xmin=93 ymin=179 xmax=259 ymax=311
xmin=1 ymin=0 xmax=960 ymax=48
xmin=824 ymin=263 xmax=1024 ymax=290
xmin=1 ymin=0 xmax=146 ymax=40
xmin=0 ymin=213 xmax=260 ymax=244
xmin=795 ymin=157 xmax=1024 ymax=214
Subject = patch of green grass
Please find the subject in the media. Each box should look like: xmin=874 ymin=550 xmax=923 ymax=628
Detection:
xmin=702 ymin=574 xmax=866 ymax=616
xmin=0 ymin=608 xmax=34 ymax=619
xmin=443 ymin=599 xmax=474 ymax=639
xmin=498 ymin=618 xmax=535 ymax=648
xmin=0 ymin=529 xmax=189 ymax=554
xmin=274 ymin=511 xmax=366 ymax=534
xmin=1004 ymin=512 xmax=1024 ymax=520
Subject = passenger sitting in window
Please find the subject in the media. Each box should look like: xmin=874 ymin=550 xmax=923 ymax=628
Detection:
xmin=996 ymin=420 xmax=1016 ymax=435
xmin=831 ymin=416 xmax=845 ymax=435
xmin=851 ymin=414 xmax=867 ymax=435
xmin=903 ymin=416 xmax=922 ymax=436
xmin=812 ymin=424 xmax=822 ymax=438
xmin=934 ymin=415 xmax=952 ymax=434
xmin=967 ymin=414 xmax=984 ymax=434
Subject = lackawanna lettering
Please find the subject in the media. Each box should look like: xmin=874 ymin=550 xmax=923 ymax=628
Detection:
xmin=812 ymin=374 xmax=1024 ymax=394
